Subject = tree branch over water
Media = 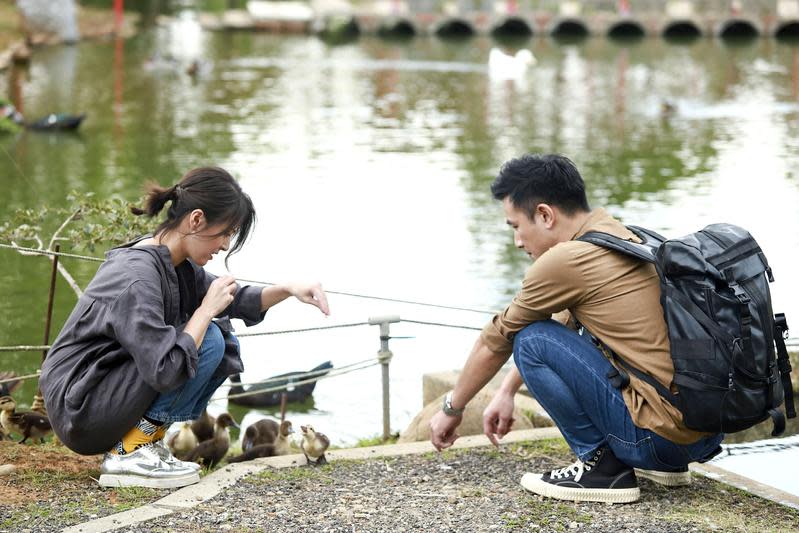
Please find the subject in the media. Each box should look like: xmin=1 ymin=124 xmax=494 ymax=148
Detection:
xmin=0 ymin=192 xmax=156 ymax=298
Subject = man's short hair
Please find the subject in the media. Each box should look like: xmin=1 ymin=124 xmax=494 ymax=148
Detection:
xmin=490 ymin=154 xmax=590 ymax=218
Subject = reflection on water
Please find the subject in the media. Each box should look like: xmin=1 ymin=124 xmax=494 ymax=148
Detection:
xmin=1 ymin=17 xmax=799 ymax=464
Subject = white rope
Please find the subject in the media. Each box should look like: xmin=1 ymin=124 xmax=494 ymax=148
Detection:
xmin=235 ymin=277 xmax=498 ymax=315
xmin=0 ymin=345 xmax=51 ymax=352
xmin=236 ymin=322 xmax=370 ymax=337
xmin=0 ymin=242 xmax=498 ymax=314
xmin=400 ymin=318 xmax=483 ymax=331
xmin=0 ymin=371 xmax=39 ymax=385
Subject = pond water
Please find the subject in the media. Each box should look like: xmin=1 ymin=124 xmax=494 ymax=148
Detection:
xmin=1 ymin=11 xmax=798 ymax=463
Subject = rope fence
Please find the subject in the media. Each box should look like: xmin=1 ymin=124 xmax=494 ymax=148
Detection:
xmin=2 ymin=240 xmax=799 ymax=439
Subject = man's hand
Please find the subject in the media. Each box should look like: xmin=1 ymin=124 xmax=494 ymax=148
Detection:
xmin=483 ymin=389 xmax=516 ymax=447
xmin=430 ymin=410 xmax=462 ymax=451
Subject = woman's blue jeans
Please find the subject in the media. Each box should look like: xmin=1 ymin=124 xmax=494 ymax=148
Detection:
xmin=145 ymin=322 xmax=230 ymax=423
xmin=513 ymin=320 xmax=723 ymax=470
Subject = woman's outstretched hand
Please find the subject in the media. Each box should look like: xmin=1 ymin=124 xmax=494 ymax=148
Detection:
xmin=287 ymin=282 xmax=330 ymax=316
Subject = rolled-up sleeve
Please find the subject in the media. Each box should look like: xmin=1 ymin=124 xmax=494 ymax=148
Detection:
xmin=111 ymin=280 xmax=199 ymax=393
xmin=480 ymin=244 xmax=584 ymax=356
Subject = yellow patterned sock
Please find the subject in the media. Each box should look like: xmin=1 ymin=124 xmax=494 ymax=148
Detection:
xmin=152 ymin=423 xmax=171 ymax=443
xmin=110 ymin=418 xmax=163 ymax=455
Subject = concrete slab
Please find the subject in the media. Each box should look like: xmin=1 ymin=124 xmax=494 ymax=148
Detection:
xmin=62 ymin=505 xmax=172 ymax=533
xmin=691 ymin=461 xmax=799 ymax=511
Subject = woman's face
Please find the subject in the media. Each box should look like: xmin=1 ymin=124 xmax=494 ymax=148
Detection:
xmin=183 ymin=212 xmax=236 ymax=266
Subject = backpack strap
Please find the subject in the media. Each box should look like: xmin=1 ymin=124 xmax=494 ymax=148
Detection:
xmin=774 ymin=313 xmax=796 ymax=421
xmin=578 ymin=323 xmax=679 ymax=407
xmin=578 ymin=231 xmax=657 ymax=264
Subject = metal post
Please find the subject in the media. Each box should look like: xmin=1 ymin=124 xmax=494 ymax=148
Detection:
xmin=369 ymin=315 xmax=400 ymax=441
xmin=32 ymin=244 xmax=59 ymax=415
xmin=114 ymin=0 xmax=124 ymax=31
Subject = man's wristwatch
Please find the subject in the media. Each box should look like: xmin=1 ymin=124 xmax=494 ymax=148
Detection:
xmin=442 ymin=391 xmax=465 ymax=416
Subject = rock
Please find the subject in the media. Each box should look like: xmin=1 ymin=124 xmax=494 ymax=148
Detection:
xmin=16 ymin=0 xmax=79 ymax=43
xmin=397 ymin=389 xmax=535 ymax=443
xmin=0 ymin=464 xmax=16 ymax=476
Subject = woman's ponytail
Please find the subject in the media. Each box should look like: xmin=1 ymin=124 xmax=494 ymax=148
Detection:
xmin=130 ymin=183 xmax=181 ymax=217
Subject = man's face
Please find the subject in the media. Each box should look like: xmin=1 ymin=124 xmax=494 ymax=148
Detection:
xmin=502 ymin=197 xmax=557 ymax=260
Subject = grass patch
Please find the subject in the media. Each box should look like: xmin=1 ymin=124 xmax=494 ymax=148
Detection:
xmin=251 ymin=464 xmax=336 ymax=484
xmin=0 ymin=502 xmax=49 ymax=529
xmin=109 ymin=486 xmax=162 ymax=512
xmin=16 ymin=468 xmax=88 ymax=488
xmin=655 ymin=479 xmax=799 ymax=532
xmin=353 ymin=433 xmax=399 ymax=448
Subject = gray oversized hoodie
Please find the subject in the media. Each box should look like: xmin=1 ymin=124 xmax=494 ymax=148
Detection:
xmin=40 ymin=240 xmax=265 ymax=455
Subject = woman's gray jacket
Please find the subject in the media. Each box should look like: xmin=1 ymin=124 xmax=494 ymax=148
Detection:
xmin=40 ymin=243 xmax=265 ymax=455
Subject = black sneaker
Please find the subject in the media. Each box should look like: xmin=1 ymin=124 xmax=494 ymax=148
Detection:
xmin=520 ymin=447 xmax=640 ymax=503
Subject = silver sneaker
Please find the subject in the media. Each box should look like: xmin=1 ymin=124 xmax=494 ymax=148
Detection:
xmin=98 ymin=445 xmax=200 ymax=489
xmin=152 ymin=439 xmax=202 ymax=472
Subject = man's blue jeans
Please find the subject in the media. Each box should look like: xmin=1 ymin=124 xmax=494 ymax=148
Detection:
xmin=513 ymin=320 xmax=723 ymax=470
xmin=145 ymin=322 xmax=229 ymax=423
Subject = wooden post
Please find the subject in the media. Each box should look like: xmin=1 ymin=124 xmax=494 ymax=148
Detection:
xmin=32 ymin=245 xmax=60 ymax=415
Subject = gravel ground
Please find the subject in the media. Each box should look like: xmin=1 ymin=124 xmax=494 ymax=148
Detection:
xmin=112 ymin=440 xmax=797 ymax=533
xmin=3 ymin=439 xmax=799 ymax=532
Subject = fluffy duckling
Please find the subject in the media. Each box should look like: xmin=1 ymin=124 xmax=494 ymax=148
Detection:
xmin=226 ymin=443 xmax=276 ymax=463
xmin=0 ymin=396 xmax=52 ymax=444
xmin=0 ymin=373 xmax=21 ymax=441
xmin=243 ymin=419 xmax=293 ymax=456
xmin=185 ymin=413 xmax=238 ymax=469
xmin=167 ymin=422 xmax=199 ymax=460
xmin=300 ymin=425 xmax=330 ymax=466
xmin=191 ymin=409 xmax=216 ymax=442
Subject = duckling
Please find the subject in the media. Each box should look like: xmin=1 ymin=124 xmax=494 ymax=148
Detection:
xmin=243 ymin=419 xmax=294 ymax=455
xmin=0 ymin=396 xmax=52 ymax=444
xmin=0 ymin=373 xmax=21 ymax=440
xmin=227 ymin=443 xmax=276 ymax=463
xmin=191 ymin=409 xmax=216 ymax=442
xmin=167 ymin=422 xmax=199 ymax=460
xmin=184 ymin=413 xmax=238 ymax=469
xmin=300 ymin=425 xmax=330 ymax=466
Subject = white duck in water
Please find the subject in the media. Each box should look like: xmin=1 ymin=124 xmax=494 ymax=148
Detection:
xmin=488 ymin=47 xmax=536 ymax=81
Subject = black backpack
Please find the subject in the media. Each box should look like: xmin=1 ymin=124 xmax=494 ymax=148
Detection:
xmin=577 ymin=223 xmax=795 ymax=436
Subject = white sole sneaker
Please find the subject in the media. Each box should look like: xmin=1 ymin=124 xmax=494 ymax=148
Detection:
xmin=98 ymin=471 xmax=200 ymax=489
xmin=634 ymin=468 xmax=691 ymax=487
xmin=520 ymin=472 xmax=640 ymax=504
